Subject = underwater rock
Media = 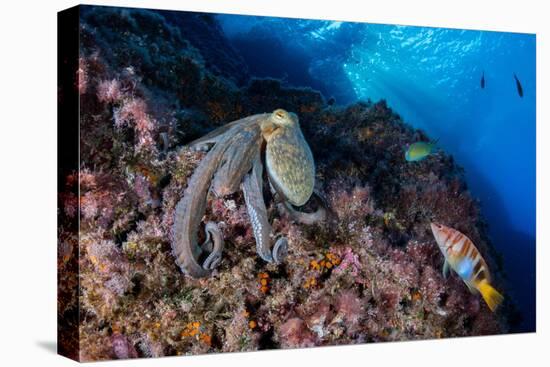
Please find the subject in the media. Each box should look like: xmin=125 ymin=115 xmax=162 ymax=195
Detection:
xmin=159 ymin=11 xmax=250 ymax=85
xmin=57 ymin=7 xmax=511 ymax=360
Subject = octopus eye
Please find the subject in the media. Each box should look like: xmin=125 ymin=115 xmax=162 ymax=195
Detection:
xmin=275 ymin=110 xmax=286 ymax=119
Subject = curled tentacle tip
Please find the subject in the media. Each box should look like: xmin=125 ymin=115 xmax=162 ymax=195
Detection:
xmin=204 ymin=221 xmax=220 ymax=232
xmin=202 ymin=252 xmax=222 ymax=270
xmin=273 ymin=237 xmax=289 ymax=264
xmin=202 ymin=222 xmax=224 ymax=270
xmin=258 ymin=251 xmax=274 ymax=263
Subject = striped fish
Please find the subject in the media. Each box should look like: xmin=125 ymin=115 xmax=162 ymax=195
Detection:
xmin=430 ymin=223 xmax=503 ymax=312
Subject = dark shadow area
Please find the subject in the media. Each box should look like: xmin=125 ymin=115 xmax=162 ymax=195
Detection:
xmin=231 ymin=34 xmax=327 ymax=91
xmin=159 ymin=11 xmax=250 ymax=86
xmin=225 ymin=27 xmax=358 ymax=104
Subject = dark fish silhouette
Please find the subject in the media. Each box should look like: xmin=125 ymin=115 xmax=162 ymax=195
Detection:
xmin=514 ymin=73 xmax=524 ymax=97
xmin=480 ymin=71 xmax=485 ymax=89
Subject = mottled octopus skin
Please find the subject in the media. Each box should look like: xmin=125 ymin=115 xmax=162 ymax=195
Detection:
xmin=172 ymin=110 xmax=324 ymax=278
xmin=263 ymin=111 xmax=315 ymax=206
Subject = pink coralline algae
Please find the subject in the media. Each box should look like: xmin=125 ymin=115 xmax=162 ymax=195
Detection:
xmin=133 ymin=173 xmax=155 ymax=208
xmin=419 ymin=266 xmax=445 ymax=313
xmin=57 ymin=7 xmax=511 ymax=362
xmin=81 ymin=232 xmax=131 ymax=297
xmin=112 ymin=333 xmax=139 ymax=359
xmin=113 ymin=98 xmax=158 ymax=153
xmin=329 ymin=182 xmax=374 ymax=221
xmin=334 ymin=247 xmax=363 ymax=278
xmin=334 ymin=289 xmax=364 ymax=333
xmin=97 ymin=79 xmax=123 ymax=104
xmin=278 ymin=318 xmax=316 ymax=348
xmin=78 ymin=171 xmax=131 ymax=229
xmin=77 ymin=57 xmax=88 ymax=94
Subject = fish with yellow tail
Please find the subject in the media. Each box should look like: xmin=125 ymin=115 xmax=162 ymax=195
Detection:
xmin=430 ymin=223 xmax=504 ymax=312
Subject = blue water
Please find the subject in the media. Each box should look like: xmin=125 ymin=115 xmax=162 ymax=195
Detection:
xmin=217 ymin=14 xmax=536 ymax=332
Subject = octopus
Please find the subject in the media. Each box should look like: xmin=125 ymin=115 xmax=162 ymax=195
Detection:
xmin=172 ymin=109 xmax=327 ymax=278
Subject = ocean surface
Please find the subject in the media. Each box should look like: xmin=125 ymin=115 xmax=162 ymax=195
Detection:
xmin=217 ymin=14 xmax=536 ymax=332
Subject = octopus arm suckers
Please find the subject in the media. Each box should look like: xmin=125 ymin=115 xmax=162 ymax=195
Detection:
xmin=172 ymin=143 xmax=226 ymax=278
xmin=242 ymin=154 xmax=274 ymax=263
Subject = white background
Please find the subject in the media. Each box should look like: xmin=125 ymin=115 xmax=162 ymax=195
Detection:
xmin=0 ymin=0 xmax=547 ymax=365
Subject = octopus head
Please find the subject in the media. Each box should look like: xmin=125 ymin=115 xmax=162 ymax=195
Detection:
xmin=271 ymin=108 xmax=298 ymax=126
xmin=261 ymin=109 xmax=298 ymax=141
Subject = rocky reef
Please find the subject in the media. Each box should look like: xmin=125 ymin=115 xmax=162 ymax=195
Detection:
xmin=58 ymin=6 xmax=512 ymax=361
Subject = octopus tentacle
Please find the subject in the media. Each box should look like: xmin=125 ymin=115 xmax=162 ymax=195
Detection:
xmin=279 ymin=201 xmax=326 ymax=225
xmin=272 ymin=237 xmax=288 ymax=263
xmin=211 ymin=123 xmax=263 ymax=197
xmin=172 ymin=141 xmax=229 ymax=278
xmin=266 ymin=165 xmax=328 ymax=225
xmin=201 ymin=222 xmax=224 ymax=270
xmin=187 ymin=114 xmax=269 ymax=152
xmin=242 ymin=154 xmax=273 ymax=262
xmin=277 ymin=190 xmax=329 ymax=225
xmin=242 ymin=153 xmax=288 ymax=263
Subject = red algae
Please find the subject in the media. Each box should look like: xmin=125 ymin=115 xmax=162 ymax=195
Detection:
xmin=278 ymin=318 xmax=316 ymax=348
